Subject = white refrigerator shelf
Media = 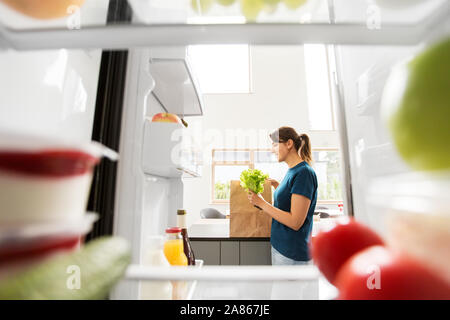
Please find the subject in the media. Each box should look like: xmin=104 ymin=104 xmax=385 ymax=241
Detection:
xmin=0 ymin=0 xmax=448 ymax=50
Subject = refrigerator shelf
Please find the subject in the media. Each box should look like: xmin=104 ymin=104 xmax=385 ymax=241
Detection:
xmin=125 ymin=263 xmax=324 ymax=300
xmin=0 ymin=0 xmax=448 ymax=50
xmin=125 ymin=264 xmax=319 ymax=281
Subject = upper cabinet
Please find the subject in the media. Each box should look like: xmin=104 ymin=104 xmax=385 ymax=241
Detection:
xmin=0 ymin=0 xmax=448 ymax=50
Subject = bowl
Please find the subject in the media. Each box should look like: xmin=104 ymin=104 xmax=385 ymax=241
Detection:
xmin=0 ymin=213 xmax=98 ymax=268
xmin=0 ymin=131 xmax=117 ymax=223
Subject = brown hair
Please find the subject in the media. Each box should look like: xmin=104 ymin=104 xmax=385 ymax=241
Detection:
xmin=269 ymin=126 xmax=313 ymax=165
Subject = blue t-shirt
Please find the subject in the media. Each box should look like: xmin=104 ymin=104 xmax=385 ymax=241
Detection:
xmin=270 ymin=161 xmax=318 ymax=261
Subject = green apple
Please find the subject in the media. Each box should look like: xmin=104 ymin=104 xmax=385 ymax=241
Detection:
xmin=263 ymin=0 xmax=281 ymax=5
xmin=216 ymin=0 xmax=236 ymax=6
xmin=191 ymin=0 xmax=214 ymax=13
xmin=381 ymin=38 xmax=450 ymax=171
xmin=262 ymin=0 xmax=280 ymax=13
xmin=240 ymin=0 xmax=264 ymax=22
xmin=283 ymin=0 xmax=307 ymax=10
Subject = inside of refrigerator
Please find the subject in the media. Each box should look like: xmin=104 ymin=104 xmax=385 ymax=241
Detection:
xmin=0 ymin=0 xmax=448 ymax=301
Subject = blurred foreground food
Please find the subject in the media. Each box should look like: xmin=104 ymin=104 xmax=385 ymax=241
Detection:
xmin=0 ymin=237 xmax=131 ymax=300
xmin=382 ymin=37 xmax=450 ymax=171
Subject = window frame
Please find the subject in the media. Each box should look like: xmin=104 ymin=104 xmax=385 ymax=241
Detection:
xmin=210 ymin=147 xmax=343 ymax=205
xmin=311 ymin=147 xmax=343 ymax=205
xmin=210 ymin=148 xmax=253 ymax=204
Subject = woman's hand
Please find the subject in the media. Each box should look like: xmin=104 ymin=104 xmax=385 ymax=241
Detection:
xmin=267 ymin=178 xmax=279 ymax=189
xmin=247 ymin=191 xmax=267 ymax=208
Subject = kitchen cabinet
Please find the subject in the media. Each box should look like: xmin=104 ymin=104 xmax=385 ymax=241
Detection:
xmin=220 ymin=241 xmax=239 ymax=266
xmin=190 ymin=241 xmax=220 ymax=266
xmin=190 ymin=238 xmax=271 ymax=266
xmin=240 ymin=241 xmax=272 ymax=266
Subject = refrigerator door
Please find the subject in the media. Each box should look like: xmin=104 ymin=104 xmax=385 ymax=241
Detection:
xmin=332 ymin=16 xmax=449 ymax=234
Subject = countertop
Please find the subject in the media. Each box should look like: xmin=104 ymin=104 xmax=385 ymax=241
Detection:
xmin=188 ymin=217 xmax=342 ymax=239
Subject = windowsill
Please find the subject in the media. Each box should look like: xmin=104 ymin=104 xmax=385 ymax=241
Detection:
xmin=209 ymin=202 xmax=229 ymax=206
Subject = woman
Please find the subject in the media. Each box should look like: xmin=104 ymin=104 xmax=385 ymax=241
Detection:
xmin=247 ymin=127 xmax=318 ymax=265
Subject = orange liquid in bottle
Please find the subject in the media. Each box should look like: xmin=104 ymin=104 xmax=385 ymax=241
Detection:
xmin=163 ymin=239 xmax=188 ymax=266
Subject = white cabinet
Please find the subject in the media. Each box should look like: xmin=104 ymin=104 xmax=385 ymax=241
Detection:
xmin=142 ymin=120 xmax=202 ymax=178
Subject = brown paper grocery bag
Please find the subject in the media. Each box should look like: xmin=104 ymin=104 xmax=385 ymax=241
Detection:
xmin=230 ymin=180 xmax=272 ymax=238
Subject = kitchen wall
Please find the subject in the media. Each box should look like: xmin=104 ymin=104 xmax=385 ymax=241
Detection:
xmin=182 ymin=46 xmax=340 ymax=228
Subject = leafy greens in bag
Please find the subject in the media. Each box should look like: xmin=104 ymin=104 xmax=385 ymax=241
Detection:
xmin=240 ymin=169 xmax=269 ymax=194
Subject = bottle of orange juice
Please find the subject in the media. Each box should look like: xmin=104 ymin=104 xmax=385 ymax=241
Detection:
xmin=164 ymin=227 xmax=188 ymax=300
xmin=164 ymin=227 xmax=188 ymax=266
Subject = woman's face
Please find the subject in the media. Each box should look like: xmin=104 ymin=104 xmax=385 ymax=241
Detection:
xmin=271 ymin=141 xmax=290 ymax=162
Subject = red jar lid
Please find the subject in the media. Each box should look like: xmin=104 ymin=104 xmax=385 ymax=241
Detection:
xmin=165 ymin=227 xmax=182 ymax=234
xmin=0 ymin=150 xmax=100 ymax=177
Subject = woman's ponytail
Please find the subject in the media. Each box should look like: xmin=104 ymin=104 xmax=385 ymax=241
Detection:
xmin=298 ymin=133 xmax=313 ymax=165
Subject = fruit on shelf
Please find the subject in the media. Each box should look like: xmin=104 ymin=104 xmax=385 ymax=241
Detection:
xmin=217 ymin=0 xmax=236 ymax=6
xmin=381 ymin=38 xmax=450 ymax=171
xmin=151 ymin=113 xmax=183 ymax=125
xmin=311 ymin=218 xmax=385 ymax=285
xmin=335 ymin=245 xmax=450 ymax=300
xmin=191 ymin=0 xmax=214 ymax=13
xmin=0 ymin=0 xmax=85 ymax=19
xmin=283 ymin=0 xmax=308 ymax=10
xmin=240 ymin=0 xmax=264 ymax=22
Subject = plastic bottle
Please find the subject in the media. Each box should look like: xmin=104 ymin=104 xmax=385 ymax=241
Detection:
xmin=139 ymin=236 xmax=173 ymax=300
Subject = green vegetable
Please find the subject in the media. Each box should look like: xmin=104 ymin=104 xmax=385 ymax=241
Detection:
xmin=0 ymin=237 xmax=131 ymax=300
xmin=240 ymin=168 xmax=269 ymax=194
xmin=382 ymin=38 xmax=450 ymax=171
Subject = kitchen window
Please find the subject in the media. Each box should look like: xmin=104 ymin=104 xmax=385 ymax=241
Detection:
xmin=304 ymin=44 xmax=337 ymax=131
xmin=187 ymin=44 xmax=251 ymax=94
xmin=211 ymin=148 xmax=343 ymax=204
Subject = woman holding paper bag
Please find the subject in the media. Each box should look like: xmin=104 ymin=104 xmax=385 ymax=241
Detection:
xmin=247 ymin=127 xmax=318 ymax=265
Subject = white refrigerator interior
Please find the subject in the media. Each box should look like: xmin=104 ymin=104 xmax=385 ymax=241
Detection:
xmin=0 ymin=0 xmax=448 ymax=301
xmin=0 ymin=49 xmax=102 ymax=142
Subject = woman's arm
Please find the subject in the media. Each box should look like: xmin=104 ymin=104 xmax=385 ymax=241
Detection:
xmin=248 ymin=192 xmax=310 ymax=231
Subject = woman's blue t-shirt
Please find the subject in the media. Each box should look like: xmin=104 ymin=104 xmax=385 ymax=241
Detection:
xmin=271 ymin=161 xmax=318 ymax=261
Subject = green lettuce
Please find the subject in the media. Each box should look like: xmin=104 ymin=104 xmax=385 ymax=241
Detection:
xmin=239 ymin=169 xmax=269 ymax=194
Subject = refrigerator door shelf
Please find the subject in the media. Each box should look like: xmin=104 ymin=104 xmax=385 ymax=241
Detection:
xmin=150 ymin=58 xmax=203 ymax=117
xmin=142 ymin=121 xmax=202 ymax=178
